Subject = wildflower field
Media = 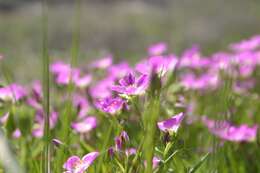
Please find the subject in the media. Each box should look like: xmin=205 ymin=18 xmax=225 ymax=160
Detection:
xmin=1 ymin=2 xmax=260 ymax=173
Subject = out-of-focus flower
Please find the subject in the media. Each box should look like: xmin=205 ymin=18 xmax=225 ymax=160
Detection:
xmin=136 ymin=55 xmax=174 ymax=76
xmin=71 ymin=116 xmax=97 ymax=133
xmin=50 ymin=61 xmax=80 ymax=85
xmin=0 ymin=84 xmax=27 ymax=103
xmin=95 ymin=97 xmax=124 ymax=115
xmin=52 ymin=138 xmax=64 ymax=147
xmin=181 ymin=73 xmax=219 ymax=90
xmin=73 ymin=95 xmax=90 ymax=118
xmin=202 ymin=117 xmax=258 ymax=142
xmin=90 ymin=77 xmax=115 ymax=99
xmin=32 ymin=110 xmax=59 ymax=138
xmin=144 ymin=156 xmax=161 ymax=169
xmin=63 ymin=152 xmax=99 ymax=173
xmin=12 ymin=129 xmax=21 ymax=139
xmin=148 ymin=42 xmax=167 ymax=56
xmin=179 ymin=45 xmax=210 ymax=69
xmin=125 ymin=148 xmax=136 ymax=157
xmin=111 ymin=73 xmax=149 ymax=96
xmin=27 ymin=81 xmax=43 ymax=110
xmin=114 ymin=131 xmax=129 ymax=151
xmin=108 ymin=62 xmax=132 ymax=79
xmin=0 ymin=112 xmax=9 ymax=124
xmin=90 ymin=55 xmax=113 ymax=69
xmin=230 ymin=35 xmax=260 ymax=52
xmin=157 ymin=113 xmax=184 ymax=134
xmin=74 ymin=74 xmax=92 ymax=88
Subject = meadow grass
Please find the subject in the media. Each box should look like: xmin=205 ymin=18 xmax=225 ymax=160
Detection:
xmin=0 ymin=1 xmax=260 ymax=173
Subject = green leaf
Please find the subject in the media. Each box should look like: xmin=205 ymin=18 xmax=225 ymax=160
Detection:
xmin=188 ymin=152 xmax=210 ymax=173
xmin=5 ymin=112 xmax=16 ymax=137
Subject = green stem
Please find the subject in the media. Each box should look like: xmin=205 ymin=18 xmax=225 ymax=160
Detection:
xmin=96 ymin=122 xmax=113 ymax=173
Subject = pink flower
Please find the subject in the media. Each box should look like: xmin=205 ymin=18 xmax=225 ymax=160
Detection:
xmin=95 ymin=97 xmax=125 ymax=115
xmin=157 ymin=113 xmax=184 ymax=133
xmin=73 ymin=95 xmax=90 ymax=118
xmin=135 ymin=56 xmax=172 ymax=76
xmin=114 ymin=131 xmax=129 ymax=151
xmin=71 ymin=116 xmax=97 ymax=133
xmin=144 ymin=156 xmax=161 ymax=169
xmin=202 ymin=117 xmax=258 ymax=142
xmin=63 ymin=152 xmax=99 ymax=173
xmin=108 ymin=62 xmax=132 ymax=79
xmin=90 ymin=77 xmax=115 ymax=99
xmin=74 ymin=74 xmax=92 ymax=88
xmin=125 ymin=148 xmax=136 ymax=157
xmin=0 ymin=84 xmax=27 ymax=102
xmin=230 ymin=35 xmax=260 ymax=52
xmin=181 ymin=73 xmax=219 ymax=91
xmin=111 ymin=73 xmax=149 ymax=95
xmin=90 ymin=55 xmax=113 ymax=69
xmin=148 ymin=42 xmax=167 ymax=56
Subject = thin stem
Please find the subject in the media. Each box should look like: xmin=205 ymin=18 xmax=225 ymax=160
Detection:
xmin=41 ymin=0 xmax=50 ymax=172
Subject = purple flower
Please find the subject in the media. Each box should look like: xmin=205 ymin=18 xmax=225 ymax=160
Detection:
xmin=144 ymin=156 xmax=161 ymax=169
xmin=12 ymin=129 xmax=21 ymax=139
xmin=125 ymin=148 xmax=137 ymax=157
xmin=108 ymin=62 xmax=132 ymax=79
xmin=73 ymin=95 xmax=90 ymax=118
xmin=74 ymin=74 xmax=92 ymax=88
xmin=181 ymin=73 xmax=219 ymax=90
xmin=71 ymin=116 xmax=97 ymax=133
xmin=32 ymin=110 xmax=59 ymax=138
xmin=95 ymin=97 xmax=124 ymax=115
xmin=230 ymin=35 xmax=260 ymax=52
xmin=90 ymin=77 xmax=115 ymax=99
xmin=135 ymin=56 xmax=172 ymax=76
xmin=0 ymin=84 xmax=27 ymax=102
xmin=179 ymin=45 xmax=210 ymax=69
xmin=202 ymin=117 xmax=258 ymax=142
xmin=157 ymin=113 xmax=184 ymax=133
xmin=114 ymin=131 xmax=129 ymax=151
xmin=50 ymin=61 xmax=80 ymax=85
xmin=148 ymin=42 xmax=167 ymax=56
xmin=111 ymin=73 xmax=149 ymax=95
xmin=0 ymin=112 xmax=9 ymax=124
xmin=63 ymin=152 xmax=99 ymax=173
xmin=90 ymin=55 xmax=113 ymax=69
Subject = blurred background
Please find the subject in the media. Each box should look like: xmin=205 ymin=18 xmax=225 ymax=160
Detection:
xmin=0 ymin=0 xmax=260 ymax=82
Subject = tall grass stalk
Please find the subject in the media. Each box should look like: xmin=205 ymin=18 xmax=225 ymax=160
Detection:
xmin=41 ymin=0 xmax=50 ymax=172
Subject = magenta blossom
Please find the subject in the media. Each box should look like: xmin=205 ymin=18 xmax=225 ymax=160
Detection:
xmin=32 ymin=110 xmax=59 ymax=138
xmin=50 ymin=61 xmax=80 ymax=85
xmin=181 ymin=73 xmax=219 ymax=91
xmin=108 ymin=62 xmax=132 ymax=79
xmin=135 ymin=55 xmax=175 ymax=76
xmin=111 ymin=73 xmax=149 ymax=96
xmin=202 ymin=117 xmax=258 ymax=142
xmin=0 ymin=84 xmax=27 ymax=102
xmin=90 ymin=55 xmax=113 ymax=69
xmin=125 ymin=148 xmax=137 ymax=157
xmin=74 ymin=74 xmax=92 ymax=88
xmin=71 ymin=116 xmax=97 ymax=133
xmin=63 ymin=152 xmax=99 ymax=173
xmin=157 ymin=112 xmax=184 ymax=133
xmin=230 ymin=35 xmax=260 ymax=52
xmin=148 ymin=42 xmax=167 ymax=56
xmin=114 ymin=131 xmax=129 ymax=151
xmin=144 ymin=156 xmax=161 ymax=169
xmin=90 ymin=77 xmax=115 ymax=99
xmin=73 ymin=95 xmax=90 ymax=118
xmin=95 ymin=97 xmax=125 ymax=115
